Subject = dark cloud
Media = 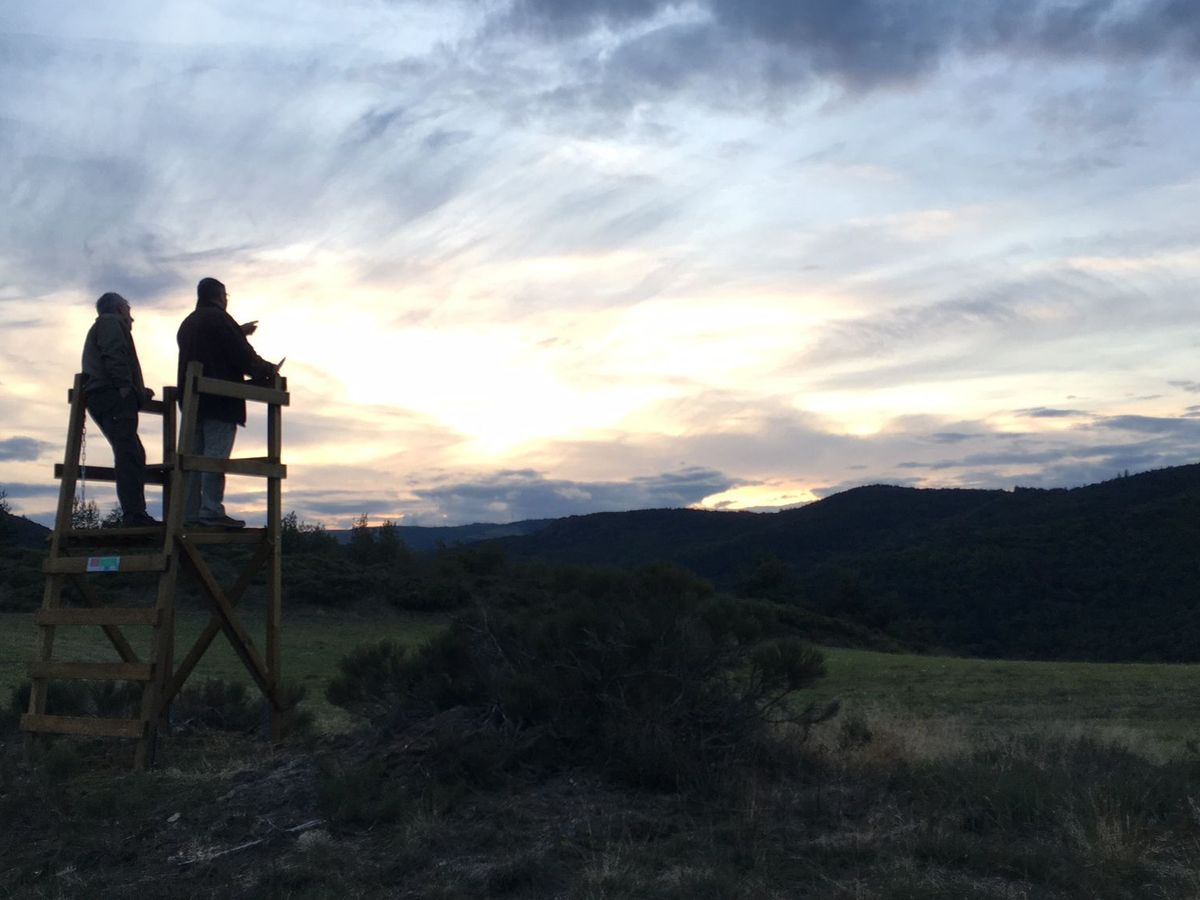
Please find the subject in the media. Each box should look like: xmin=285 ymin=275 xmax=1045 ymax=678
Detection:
xmin=0 ymin=436 xmax=52 ymax=461
xmin=346 ymin=106 xmax=409 ymax=147
xmin=1169 ymin=380 xmax=1200 ymax=393
xmin=409 ymin=466 xmax=736 ymax=523
xmin=1014 ymin=407 xmax=1089 ymax=418
xmin=505 ymin=0 xmax=676 ymax=36
xmin=812 ymin=475 xmax=922 ymax=498
xmin=500 ymin=0 xmax=1200 ymax=104
xmin=0 ymin=482 xmax=60 ymax=499
xmin=897 ymin=445 xmax=1085 ymax=471
xmin=929 ymin=432 xmax=979 ymax=444
xmin=1097 ymin=415 xmax=1200 ymax=436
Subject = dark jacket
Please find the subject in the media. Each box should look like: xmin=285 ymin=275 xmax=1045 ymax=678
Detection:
xmin=82 ymin=314 xmax=148 ymax=405
xmin=176 ymin=297 xmax=274 ymax=425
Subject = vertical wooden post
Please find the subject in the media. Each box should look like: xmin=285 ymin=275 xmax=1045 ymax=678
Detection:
xmin=161 ymin=386 xmax=178 ymax=517
xmin=135 ymin=371 xmax=198 ymax=768
xmin=266 ymin=373 xmax=285 ymax=742
xmin=26 ymin=375 xmax=88 ymax=759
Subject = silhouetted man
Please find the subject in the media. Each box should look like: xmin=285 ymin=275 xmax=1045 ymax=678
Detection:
xmin=177 ymin=277 xmax=276 ymax=528
xmin=81 ymin=292 xmax=158 ymax=527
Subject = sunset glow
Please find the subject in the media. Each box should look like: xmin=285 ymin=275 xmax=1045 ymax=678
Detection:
xmin=3 ymin=2 xmax=1200 ymax=527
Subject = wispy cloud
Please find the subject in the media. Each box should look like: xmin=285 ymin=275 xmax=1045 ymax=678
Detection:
xmin=2 ymin=2 xmax=1199 ymax=526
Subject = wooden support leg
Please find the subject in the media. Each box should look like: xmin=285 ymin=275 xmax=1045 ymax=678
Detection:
xmin=25 ymin=574 xmax=66 ymax=761
xmin=158 ymin=537 xmax=271 ymax=710
xmin=177 ymin=536 xmax=281 ymax=711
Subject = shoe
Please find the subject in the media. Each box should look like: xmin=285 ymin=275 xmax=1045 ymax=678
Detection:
xmin=197 ymin=514 xmax=246 ymax=529
xmin=121 ymin=512 xmax=161 ymax=527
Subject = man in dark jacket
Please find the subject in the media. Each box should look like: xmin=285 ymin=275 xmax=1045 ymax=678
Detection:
xmin=81 ymin=292 xmax=158 ymax=527
xmin=177 ymin=277 xmax=276 ymax=528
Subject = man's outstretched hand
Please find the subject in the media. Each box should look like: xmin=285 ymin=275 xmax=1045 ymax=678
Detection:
xmin=241 ymin=320 xmax=259 ymax=336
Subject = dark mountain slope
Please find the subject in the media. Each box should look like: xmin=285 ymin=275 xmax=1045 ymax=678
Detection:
xmin=0 ymin=511 xmax=51 ymax=549
xmin=496 ymin=465 xmax=1200 ymax=661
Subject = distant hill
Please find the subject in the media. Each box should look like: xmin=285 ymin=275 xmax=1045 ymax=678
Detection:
xmin=330 ymin=518 xmax=554 ymax=552
xmin=494 ymin=465 xmax=1200 ymax=663
xmin=0 ymin=511 xmax=51 ymax=549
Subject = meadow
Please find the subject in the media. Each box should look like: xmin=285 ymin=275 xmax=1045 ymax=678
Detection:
xmin=5 ymin=596 xmax=1200 ymax=899
xmin=6 ymin=608 xmax=1200 ymax=745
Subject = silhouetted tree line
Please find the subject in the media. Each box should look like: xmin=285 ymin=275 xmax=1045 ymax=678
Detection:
xmin=493 ymin=465 xmax=1200 ymax=663
xmin=9 ymin=460 xmax=1200 ymax=664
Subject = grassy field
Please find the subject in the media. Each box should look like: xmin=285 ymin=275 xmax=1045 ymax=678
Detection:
xmin=811 ymin=648 xmax=1200 ymax=753
xmin=5 ymin=607 xmax=1200 ymax=747
xmin=6 ymin=605 xmax=1200 ymax=898
xmin=0 ymin=605 xmax=444 ymax=730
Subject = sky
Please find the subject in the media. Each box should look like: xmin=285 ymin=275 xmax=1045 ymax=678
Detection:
xmin=2 ymin=0 xmax=1199 ymax=528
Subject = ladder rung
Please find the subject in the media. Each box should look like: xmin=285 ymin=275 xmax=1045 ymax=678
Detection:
xmin=179 ymin=455 xmax=286 ymax=479
xmin=43 ymin=554 xmax=168 ymax=575
xmin=21 ymin=714 xmax=145 ymax=739
xmin=35 ymin=608 xmax=161 ymax=627
xmin=28 ymin=661 xmax=153 ymax=681
xmin=183 ymin=528 xmax=266 ymax=544
xmin=67 ymin=389 xmax=170 ymax=417
xmin=54 ymin=463 xmax=169 ymax=485
xmin=61 ymin=526 xmax=164 ymax=542
xmin=194 ymin=375 xmax=289 ymax=406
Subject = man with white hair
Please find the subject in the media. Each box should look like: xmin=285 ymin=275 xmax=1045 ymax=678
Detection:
xmin=80 ymin=292 xmax=158 ymax=527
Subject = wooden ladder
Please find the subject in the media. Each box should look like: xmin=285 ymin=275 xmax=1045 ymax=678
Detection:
xmin=22 ymin=364 xmax=289 ymax=769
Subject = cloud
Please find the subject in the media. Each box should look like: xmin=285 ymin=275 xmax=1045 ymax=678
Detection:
xmin=929 ymin=432 xmax=981 ymax=444
xmin=1014 ymin=407 xmax=1089 ymax=418
xmin=499 ymin=0 xmax=1200 ymax=111
xmin=1098 ymin=415 xmax=1200 ymax=436
xmin=0 ymin=482 xmax=60 ymax=499
xmin=504 ymin=0 xmax=677 ymax=37
xmin=811 ymin=475 xmax=922 ymax=498
xmin=409 ymin=466 xmax=736 ymax=523
xmin=0 ymin=436 xmax=52 ymax=461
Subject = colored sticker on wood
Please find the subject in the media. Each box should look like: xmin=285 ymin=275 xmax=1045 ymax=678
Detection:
xmin=86 ymin=556 xmax=120 ymax=573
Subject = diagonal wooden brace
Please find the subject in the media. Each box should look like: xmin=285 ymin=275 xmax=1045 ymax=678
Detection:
xmin=173 ymin=536 xmax=281 ymax=712
xmin=161 ymin=537 xmax=272 ymax=708
xmin=66 ymin=575 xmax=143 ymax=665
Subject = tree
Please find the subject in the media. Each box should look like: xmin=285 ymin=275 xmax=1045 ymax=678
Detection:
xmin=376 ymin=519 xmax=412 ymax=567
xmin=0 ymin=488 xmax=11 ymax=543
xmin=349 ymin=513 xmax=375 ymax=565
xmin=71 ymin=496 xmax=101 ymax=530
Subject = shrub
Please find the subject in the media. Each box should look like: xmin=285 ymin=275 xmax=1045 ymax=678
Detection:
xmin=326 ymin=640 xmax=411 ymax=720
xmin=387 ymin=575 xmax=472 ymax=612
xmin=316 ymin=759 xmax=407 ymax=827
xmin=172 ymin=678 xmax=260 ymax=733
xmin=10 ymin=679 xmax=141 ymax=719
xmin=171 ymin=677 xmax=314 ymax=739
xmin=328 ymin=563 xmax=831 ymax=789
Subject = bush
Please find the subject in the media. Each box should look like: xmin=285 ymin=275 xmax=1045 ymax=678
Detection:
xmin=172 ymin=678 xmax=260 ymax=733
xmin=172 ymin=677 xmax=314 ymax=739
xmin=326 ymin=640 xmax=410 ymax=720
xmin=10 ymin=679 xmax=141 ymax=719
xmin=328 ymin=563 xmax=830 ymax=789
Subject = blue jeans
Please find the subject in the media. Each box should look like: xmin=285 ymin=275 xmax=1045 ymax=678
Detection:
xmin=185 ymin=418 xmax=237 ymax=520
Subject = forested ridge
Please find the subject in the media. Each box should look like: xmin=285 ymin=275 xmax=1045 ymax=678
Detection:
xmin=7 ymin=463 xmax=1200 ymax=661
xmin=496 ymin=465 xmax=1200 ymax=662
